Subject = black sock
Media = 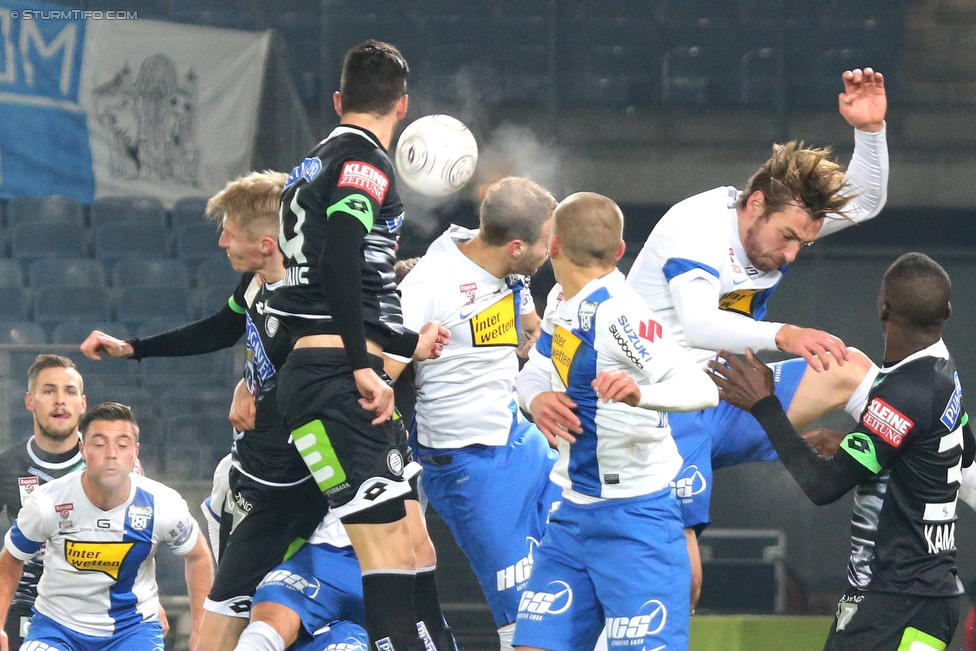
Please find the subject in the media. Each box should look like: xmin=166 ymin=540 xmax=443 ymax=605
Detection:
xmin=362 ymin=572 xmax=419 ymax=651
xmin=414 ymin=568 xmax=457 ymax=651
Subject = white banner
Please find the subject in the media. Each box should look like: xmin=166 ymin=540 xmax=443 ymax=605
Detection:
xmin=79 ymin=19 xmax=269 ymax=205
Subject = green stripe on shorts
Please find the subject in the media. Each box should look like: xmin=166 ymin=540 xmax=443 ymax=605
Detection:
xmin=292 ymin=419 xmax=347 ymax=493
xmin=897 ymin=626 xmax=946 ymax=651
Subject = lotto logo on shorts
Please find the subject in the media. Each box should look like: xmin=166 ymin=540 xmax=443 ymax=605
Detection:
xmin=606 ymin=600 xmax=668 ymax=640
xmin=516 ymin=580 xmax=573 ymax=620
xmin=259 ymin=569 xmax=321 ymax=597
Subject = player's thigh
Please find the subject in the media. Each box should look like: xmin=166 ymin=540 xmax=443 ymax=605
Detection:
xmin=667 ymin=411 xmax=714 ymax=532
xmin=709 ymin=358 xmax=807 ymax=469
xmin=584 ymin=491 xmax=691 ymax=651
xmin=207 ymin=476 xmax=328 ymax=615
xmin=105 ymin=620 xmax=165 ymax=651
xmin=824 ymin=588 xmax=959 ymax=651
xmin=277 ymin=350 xmax=418 ymax=520
xmin=291 ymin=620 xmax=368 ymax=651
xmin=511 ymin=505 xmax=603 ymax=651
xmin=253 ymin=542 xmax=366 ymax=639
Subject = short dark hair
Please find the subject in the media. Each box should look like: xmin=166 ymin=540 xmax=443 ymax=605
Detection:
xmin=883 ymin=252 xmax=951 ymax=329
xmin=479 ymin=177 xmax=557 ymax=247
xmin=340 ymin=40 xmax=409 ymax=116
xmin=79 ymin=402 xmax=140 ymax=442
xmin=28 ymin=354 xmax=80 ymax=393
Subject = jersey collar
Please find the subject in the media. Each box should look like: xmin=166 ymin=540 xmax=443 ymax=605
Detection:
xmin=322 ymin=125 xmax=383 ymax=151
xmin=880 ymin=339 xmax=950 ymax=374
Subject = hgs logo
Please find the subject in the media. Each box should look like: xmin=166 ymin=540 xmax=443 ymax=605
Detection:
xmin=670 ymin=465 xmax=707 ymax=500
xmin=606 ymin=600 xmax=668 ymax=640
xmin=517 ymin=581 xmax=573 ymax=616
xmin=497 ymin=537 xmax=540 ymax=591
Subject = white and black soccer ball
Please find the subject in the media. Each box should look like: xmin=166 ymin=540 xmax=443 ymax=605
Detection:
xmin=395 ymin=115 xmax=478 ymax=197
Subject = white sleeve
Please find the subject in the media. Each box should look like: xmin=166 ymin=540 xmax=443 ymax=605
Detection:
xmin=3 ymin=492 xmax=48 ymax=561
xmin=387 ymin=268 xmax=435 ymax=365
xmin=516 ymin=286 xmax=559 ymax=412
xmin=817 ymin=125 xmax=889 ymax=237
xmin=158 ymin=490 xmax=200 ymax=556
xmin=518 ymin=276 xmax=536 ymax=316
xmin=671 ymin=275 xmax=782 ymax=353
xmin=960 ymin=463 xmax=976 ymax=513
xmin=598 ymin=301 xmax=719 ymax=412
xmin=200 ymin=455 xmax=232 ymax=562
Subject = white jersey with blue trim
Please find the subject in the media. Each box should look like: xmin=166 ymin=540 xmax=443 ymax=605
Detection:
xmin=396 ymin=225 xmax=536 ymax=448
xmin=4 ymin=472 xmax=198 ymax=637
xmin=525 ymin=271 xmax=705 ymax=502
xmin=626 ymin=126 xmax=888 ymax=366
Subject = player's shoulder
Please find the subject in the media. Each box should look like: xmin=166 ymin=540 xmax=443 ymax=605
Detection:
xmin=655 ymin=186 xmax=738 ymax=234
xmin=28 ymin=470 xmax=82 ymax=504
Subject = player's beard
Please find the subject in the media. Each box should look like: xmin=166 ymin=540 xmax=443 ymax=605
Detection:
xmin=36 ymin=420 xmax=78 ymax=443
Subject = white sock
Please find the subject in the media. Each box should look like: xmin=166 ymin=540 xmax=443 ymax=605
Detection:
xmin=498 ymin=622 xmax=515 ymax=651
xmin=235 ymin=621 xmax=286 ymax=651
xmin=845 ymin=363 xmax=880 ymax=420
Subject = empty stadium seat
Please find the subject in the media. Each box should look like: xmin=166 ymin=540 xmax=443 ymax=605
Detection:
xmin=7 ymin=196 xmax=84 ymax=228
xmin=160 ymin=386 xmax=232 ymax=416
xmin=141 ymin=348 xmax=241 ymax=379
xmin=112 ymin=258 xmax=190 ymax=289
xmin=115 ymin=285 xmax=196 ymax=327
xmin=51 ymin=321 xmax=126 ymax=345
xmin=135 ymin=318 xmax=193 ymax=339
xmin=171 ymin=197 xmax=210 ymax=229
xmin=0 ymin=288 xmax=29 ymax=321
xmin=33 ymin=286 xmax=111 ymax=324
xmin=175 ymin=223 xmax=221 ymax=266
xmin=90 ymin=196 xmax=167 ymax=228
xmin=200 ymin=286 xmax=234 ymax=316
xmin=11 ymin=223 xmax=88 ymax=264
xmin=93 ymin=222 xmax=171 ymax=266
xmin=28 ymin=258 xmax=106 ymax=289
xmin=0 ymin=260 xmax=24 ymax=287
xmin=0 ymin=322 xmax=46 ymax=344
xmin=195 ymin=253 xmax=240 ymax=292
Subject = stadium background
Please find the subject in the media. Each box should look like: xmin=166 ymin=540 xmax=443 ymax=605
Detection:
xmin=2 ymin=0 xmax=976 ymax=649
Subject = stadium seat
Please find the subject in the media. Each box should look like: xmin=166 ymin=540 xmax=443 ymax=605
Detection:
xmin=162 ymin=413 xmax=235 ymax=479
xmin=0 ymin=322 xmax=47 ymax=344
xmin=90 ymin=196 xmax=167 ymax=228
xmin=195 ymin=253 xmax=240 ymax=292
xmin=84 ymin=384 xmax=155 ymax=422
xmin=141 ymin=348 xmax=241 ymax=380
xmin=70 ymin=354 xmax=137 ymax=379
xmin=11 ymin=223 xmax=89 ymax=264
xmin=51 ymin=321 xmax=127 ymax=345
xmin=28 ymin=258 xmax=106 ymax=289
xmin=112 ymin=258 xmax=190 ymax=289
xmin=0 ymin=260 xmax=24 ymax=287
xmin=0 ymin=288 xmax=29 ymax=321
xmin=175 ymin=223 xmax=222 ymax=266
xmin=115 ymin=285 xmax=196 ymax=327
xmin=200 ymin=286 xmax=234 ymax=317
xmin=135 ymin=317 xmax=193 ymax=339
xmin=93 ymin=222 xmax=171 ymax=267
xmin=32 ymin=286 xmax=111 ymax=324
xmin=170 ymin=197 xmax=210 ymax=229
xmin=662 ymin=46 xmax=710 ymax=104
xmin=7 ymin=196 xmax=84 ymax=228
xmin=160 ymin=386 xmax=233 ymax=416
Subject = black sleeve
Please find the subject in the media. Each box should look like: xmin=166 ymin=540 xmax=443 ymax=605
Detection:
xmin=385 ymin=328 xmax=419 ymax=359
xmin=751 ymin=395 xmax=875 ymax=505
xmin=127 ymin=304 xmax=245 ymax=360
xmin=319 ymin=213 xmax=371 ymax=370
xmin=963 ymin=415 xmax=975 ymax=468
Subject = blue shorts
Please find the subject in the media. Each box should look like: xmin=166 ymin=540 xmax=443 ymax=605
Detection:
xmin=416 ymin=407 xmax=561 ymax=627
xmin=252 ymin=542 xmax=365 ymax=644
xmin=291 ymin=620 xmax=368 ymax=651
xmin=669 ymin=357 xmax=807 ymax=531
xmin=511 ymin=487 xmax=690 ymax=651
xmin=22 ymin=612 xmax=163 ymax=651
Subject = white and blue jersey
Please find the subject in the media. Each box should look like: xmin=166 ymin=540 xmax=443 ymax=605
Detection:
xmin=3 ymin=472 xmax=198 ymax=638
xmin=520 ymin=270 xmax=716 ymax=503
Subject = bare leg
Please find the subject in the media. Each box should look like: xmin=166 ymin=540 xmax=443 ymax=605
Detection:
xmin=197 ymin=612 xmax=249 ymax=651
xmin=685 ymin=528 xmax=702 ymax=611
xmin=786 ymin=348 xmax=877 ymax=429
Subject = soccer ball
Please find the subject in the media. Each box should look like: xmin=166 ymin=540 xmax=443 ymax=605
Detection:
xmin=395 ymin=115 xmax=478 ymax=197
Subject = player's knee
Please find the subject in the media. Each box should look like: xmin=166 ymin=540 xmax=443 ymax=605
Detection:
xmin=249 ymin=602 xmax=301 ymax=648
xmin=844 ymin=348 xmax=875 ymax=379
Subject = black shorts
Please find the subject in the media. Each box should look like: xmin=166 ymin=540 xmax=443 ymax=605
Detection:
xmin=4 ymin=603 xmax=31 ymax=650
xmin=277 ymin=348 xmax=421 ymax=520
xmin=204 ymin=466 xmax=328 ymax=617
xmin=824 ymin=587 xmax=959 ymax=651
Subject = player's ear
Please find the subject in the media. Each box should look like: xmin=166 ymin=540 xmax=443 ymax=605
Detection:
xmin=396 ymin=94 xmax=409 ymax=120
xmin=24 ymin=392 xmax=34 ymax=413
xmin=333 ymin=91 xmax=343 ymax=117
xmin=745 ymin=191 xmax=765 ymax=220
xmin=615 ymin=240 xmax=626 ymax=261
xmin=945 ymin=301 xmax=952 ymax=321
xmin=508 ymin=239 xmax=525 ymax=258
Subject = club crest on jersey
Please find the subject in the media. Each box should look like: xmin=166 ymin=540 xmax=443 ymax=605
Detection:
xmin=18 ymin=477 xmax=39 ymax=505
xmin=265 ymin=315 xmax=280 ymax=338
xmin=127 ymin=504 xmax=153 ymax=530
xmin=863 ymin=398 xmax=914 ymax=447
xmin=285 ymin=157 xmax=323 ymax=189
xmin=719 ymin=288 xmax=760 ymax=317
xmin=338 ymin=161 xmax=389 ymax=203
xmin=470 ymin=294 xmax=518 ymax=347
xmin=65 ymin=540 xmax=135 ymax=580
xmin=578 ymin=301 xmax=597 ymax=331
xmin=55 ymin=503 xmax=73 ymax=519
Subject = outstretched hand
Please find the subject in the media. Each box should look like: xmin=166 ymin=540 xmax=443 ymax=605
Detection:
xmin=707 ymin=349 xmax=775 ymax=412
xmin=529 ymin=391 xmax=583 ymax=446
xmin=839 ymin=67 xmax=886 ymax=132
xmin=775 ymin=324 xmax=848 ymax=372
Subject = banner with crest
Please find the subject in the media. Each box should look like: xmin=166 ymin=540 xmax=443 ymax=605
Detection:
xmin=0 ymin=0 xmax=270 ymax=204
